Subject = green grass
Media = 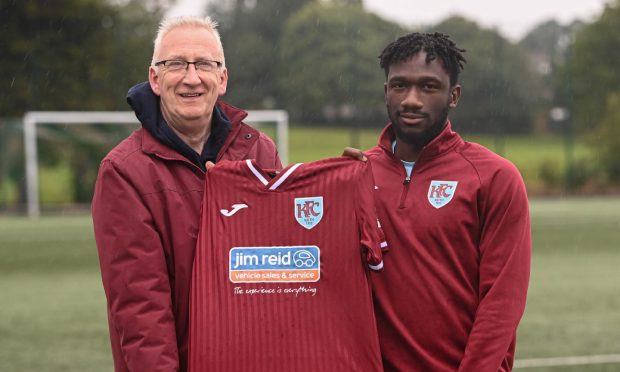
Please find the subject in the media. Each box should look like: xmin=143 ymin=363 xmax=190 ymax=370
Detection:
xmin=283 ymin=127 xmax=589 ymax=190
xmin=1 ymin=198 xmax=619 ymax=371
xmin=30 ymin=126 xmax=592 ymax=207
xmin=38 ymin=164 xmax=76 ymax=205
xmin=462 ymin=134 xmax=591 ymax=189
xmin=0 ymin=216 xmax=111 ymax=372
xmin=515 ymin=197 xmax=620 ymax=370
xmin=287 ymin=126 xmax=379 ymax=162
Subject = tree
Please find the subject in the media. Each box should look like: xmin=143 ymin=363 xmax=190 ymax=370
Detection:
xmin=520 ymin=19 xmax=584 ymax=70
xmin=560 ymin=0 xmax=620 ymax=132
xmin=520 ymin=19 xmax=584 ymax=133
xmin=278 ymin=1 xmax=403 ymax=124
xmin=0 ymin=0 xmax=160 ymax=116
xmin=0 ymin=0 xmax=162 ymax=115
xmin=431 ymin=16 xmax=540 ymax=134
xmin=595 ymin=92 xmax=620 ymax=182
xmin=208 ymin=0 xmax=314 ymax=109
xmin=0 ymin=0 xmax=163 ymax=205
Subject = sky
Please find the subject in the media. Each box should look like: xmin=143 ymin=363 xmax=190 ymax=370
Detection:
xmin=167 ymin=0 xmax=610 ymax=41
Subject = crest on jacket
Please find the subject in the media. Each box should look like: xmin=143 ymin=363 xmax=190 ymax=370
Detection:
xmin=427 ymin=181 xmax=458 ymax=209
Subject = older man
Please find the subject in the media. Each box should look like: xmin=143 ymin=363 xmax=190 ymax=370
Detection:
xmin=92 ymin=16 xmax=281 ymax=372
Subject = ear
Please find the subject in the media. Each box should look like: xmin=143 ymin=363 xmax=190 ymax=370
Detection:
xmin=218 ymin=67 xmax=229 ymax=96
xmin=449 ymin=84 xmax=461 ymax=108
xmin=148 ymin=66 xmax=161 ymax=96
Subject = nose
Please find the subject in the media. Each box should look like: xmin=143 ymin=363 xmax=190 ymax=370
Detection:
xmin=182 ymin=63 xmax=202 ymax=84
xmin=402 ymin=87 xmax=423 ymax=109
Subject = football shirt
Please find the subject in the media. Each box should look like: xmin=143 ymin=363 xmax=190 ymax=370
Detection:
xmin=189 ymin=157 xmax=385 ymax=372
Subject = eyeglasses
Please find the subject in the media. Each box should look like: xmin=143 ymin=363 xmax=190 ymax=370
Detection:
xmin=154 ymin=59 xmax=222 ymax=73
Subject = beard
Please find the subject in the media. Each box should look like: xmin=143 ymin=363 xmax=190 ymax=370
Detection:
xmin=389 ymin=105 xmax=450 ymax=148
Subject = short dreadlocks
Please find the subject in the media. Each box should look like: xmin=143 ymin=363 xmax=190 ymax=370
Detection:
xmin=379 ymin=32 xmax=466 ymax=86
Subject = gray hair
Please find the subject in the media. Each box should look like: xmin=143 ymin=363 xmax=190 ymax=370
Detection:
xmin=151 ymin=16 xmax=225 ymax=67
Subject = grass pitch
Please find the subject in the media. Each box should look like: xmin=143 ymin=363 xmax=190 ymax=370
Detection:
xmin=0 ymin=216 xmax=110 ymax=371
xmin=1 ymin=197 xmax=619 ymax=371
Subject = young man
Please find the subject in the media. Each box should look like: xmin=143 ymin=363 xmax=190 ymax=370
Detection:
xmin=92 ymin=16 xmax=281 ymax=372
xmin=365 ymin=32 xmax=531 ymax=371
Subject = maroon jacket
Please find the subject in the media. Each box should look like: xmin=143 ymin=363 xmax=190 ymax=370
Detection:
xmin=366 ymin=123 xmax=531 ymax=372
xmin=92 ymin=101 xmax=281 ymax=372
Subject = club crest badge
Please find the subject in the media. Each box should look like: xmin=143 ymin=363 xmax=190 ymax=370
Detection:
xmin=427 ymin=180 xmax=458 ymax=209
xmin=294 ymin=196 xmax=323 ymax=229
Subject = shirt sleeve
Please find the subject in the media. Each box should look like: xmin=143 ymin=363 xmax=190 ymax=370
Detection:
xmin=92 ymin=160 xmax=179 ymax=372
xmin=458 ymin=164 xmax=532 ymax=372
xmin=355 ymin=161 xmax=387 ymax=271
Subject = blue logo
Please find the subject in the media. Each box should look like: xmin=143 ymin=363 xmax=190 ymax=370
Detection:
xmin=427 ymin=181 xmax=458 ymax=209
xmin=294 ymin=196 xmax=323 ymax=229
xmin=229 ymin=246 xmax=321 ymax=283
xmin=293 ymin=250 xmax=316 ymax=267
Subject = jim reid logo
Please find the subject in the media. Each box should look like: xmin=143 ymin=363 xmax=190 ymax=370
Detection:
xmin=229 ymin=246 xmax=320 ymax=283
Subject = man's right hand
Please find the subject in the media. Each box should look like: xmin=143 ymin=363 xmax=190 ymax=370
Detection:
xmin=342 ymin=147 xmax=367 ymax=162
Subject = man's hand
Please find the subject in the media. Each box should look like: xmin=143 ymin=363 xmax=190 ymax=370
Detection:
xmin=342 ymin=147 xmax=367 ymax=162
xmin=206 ymin=161 xmax=215 ymax=171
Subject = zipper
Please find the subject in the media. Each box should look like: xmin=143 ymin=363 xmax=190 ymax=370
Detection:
xmin=152 ymin=152 xmax=206 ymax=175
xmin=381 ymin=141 xmax=418 ymax=209
xmin=398 ymin=175 xmax=411 ymax=209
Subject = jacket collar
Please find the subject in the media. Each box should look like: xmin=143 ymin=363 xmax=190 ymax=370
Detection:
xmin=214 ymin=100 xmax=259 ymax=162
xmin=138 ymin=99 xmax=260 ymax=166
xmin=378 ymin=120 xmax=463 ymax=162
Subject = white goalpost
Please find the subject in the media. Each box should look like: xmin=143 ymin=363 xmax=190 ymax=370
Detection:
xmin=23 ymin=110 xmax=289 ymax=218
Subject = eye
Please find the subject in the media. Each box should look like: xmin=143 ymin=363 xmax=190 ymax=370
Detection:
xmin=422 ymin=82 xmax=439 ymax=91
xmin=166 ymin=60 xmax=187 ymax=69
xmin=389 ymin=81 xmax=406 ymax=90
xmin=195 ymin=60 xmax=218 ymax=72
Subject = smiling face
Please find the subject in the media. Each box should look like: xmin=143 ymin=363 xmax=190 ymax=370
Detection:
xmin=148 ymin=24 xmax=228 ymax=139
xmin=384 ymin=51 xmax=460 ymax=160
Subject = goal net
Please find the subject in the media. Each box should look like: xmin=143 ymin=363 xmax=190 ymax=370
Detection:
xmin=23 ymin=110 xmax=289 ymax=217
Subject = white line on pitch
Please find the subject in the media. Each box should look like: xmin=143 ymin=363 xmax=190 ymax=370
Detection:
xmin=515 ymin=353 xmax=620 ymax=368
